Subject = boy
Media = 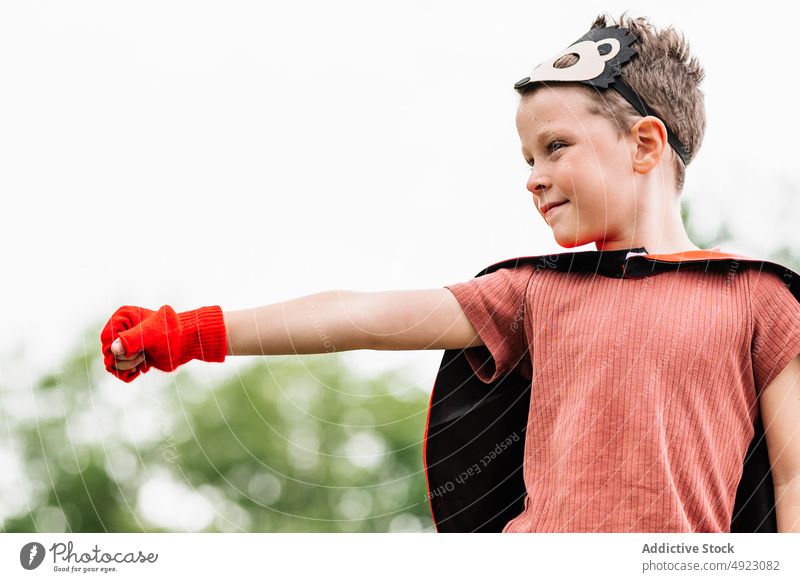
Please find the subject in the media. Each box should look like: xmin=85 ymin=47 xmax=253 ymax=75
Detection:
xmin=101 ymin=14 xmax=800 ymax=533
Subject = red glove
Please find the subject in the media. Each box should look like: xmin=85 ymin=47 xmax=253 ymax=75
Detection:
xmin=101 ymin=304 xmax=227 ymax=383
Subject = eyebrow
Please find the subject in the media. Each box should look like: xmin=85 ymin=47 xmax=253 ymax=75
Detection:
xmin=521 ymin=127 xmax=563 ymax=164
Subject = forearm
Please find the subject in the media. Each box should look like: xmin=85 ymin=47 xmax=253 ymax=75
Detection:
xmin=774 ymin=478 xmax=800 ymax=532
xmin=221 ymin=287 xmax=480 ymax=356
xmin=222 ymin=290 xmax=373 ymax=356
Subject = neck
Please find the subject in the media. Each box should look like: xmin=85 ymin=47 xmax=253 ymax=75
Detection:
xmin=595 ymin=237 xmax=702 ymax=255
xmin=594 ymin=187 xmax=703 ymax=255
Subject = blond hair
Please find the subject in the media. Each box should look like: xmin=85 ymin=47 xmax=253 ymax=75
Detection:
xmin=518 ymin=13 xmax=706 ymax=192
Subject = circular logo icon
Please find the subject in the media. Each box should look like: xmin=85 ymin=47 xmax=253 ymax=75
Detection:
xmin=20 ymin=542 xmax=46 ymax=570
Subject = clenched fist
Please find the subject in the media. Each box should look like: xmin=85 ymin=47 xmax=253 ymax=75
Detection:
xmin=100 ymin=304 xmax=228 ymax=382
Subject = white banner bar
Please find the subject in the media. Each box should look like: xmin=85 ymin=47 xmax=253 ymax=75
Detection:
xmin=2 ymin=533 xmax=799 ymax=580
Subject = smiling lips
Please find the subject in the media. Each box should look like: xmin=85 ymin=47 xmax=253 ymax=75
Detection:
xmin=540 ymin=200 xmax=569 ymax=216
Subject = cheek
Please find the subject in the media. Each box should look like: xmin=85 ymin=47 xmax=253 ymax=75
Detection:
xmin=560 ymin=154 xmax=604 ymax=190
xmin=573 ymin=153 xmax=628 ymax=206
xmin=564 ymin=165 xmax=606 ymax=211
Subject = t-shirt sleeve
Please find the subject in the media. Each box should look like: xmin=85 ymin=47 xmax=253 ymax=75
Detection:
xmin=443 ymin=265 xmax=533 ymax=384
xmin=748 ymin=266 xmax=800 ymax=395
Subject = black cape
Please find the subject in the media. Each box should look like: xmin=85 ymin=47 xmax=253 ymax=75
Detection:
xmin=423 ymin=247 xmax=800 ymax=532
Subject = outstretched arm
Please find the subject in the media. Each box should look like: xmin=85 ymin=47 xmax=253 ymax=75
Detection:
xmin=223 ymin=288 xmax=484 ymax=356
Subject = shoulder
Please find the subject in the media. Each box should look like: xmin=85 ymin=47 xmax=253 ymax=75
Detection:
xmin=745 ymin=264 xmax=796 ymax=302
xmin=444 ymin=262 xmax=537 ymax=306
xmin=463 ymin=258 xmax=541 ymax=287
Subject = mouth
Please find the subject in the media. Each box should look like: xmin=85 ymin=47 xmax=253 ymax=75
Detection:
xmin=541 ymin=200 xmax=569 ymax=216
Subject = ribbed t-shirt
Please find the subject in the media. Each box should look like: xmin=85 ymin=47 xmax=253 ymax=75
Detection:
xmin=443 ymin=258 xmax=800 ymax=532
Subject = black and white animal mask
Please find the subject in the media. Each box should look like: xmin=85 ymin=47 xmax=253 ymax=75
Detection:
xmin=513 ymin=25 xmax=691 ymax=165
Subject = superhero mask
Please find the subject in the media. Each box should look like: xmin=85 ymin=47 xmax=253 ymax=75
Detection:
xmin=513 ymin=25 xmax=691 ymax=166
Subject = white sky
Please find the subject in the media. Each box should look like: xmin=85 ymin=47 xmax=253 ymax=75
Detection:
xmin=1 ymin=0 xmax=799 ymax=389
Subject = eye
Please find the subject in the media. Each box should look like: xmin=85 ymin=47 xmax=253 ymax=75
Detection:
xmin=524 ymin=141 xmax=566 ymax=171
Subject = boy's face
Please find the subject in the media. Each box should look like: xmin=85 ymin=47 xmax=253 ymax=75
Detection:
xmin=516 ymin=84 xmax=640 ymax=249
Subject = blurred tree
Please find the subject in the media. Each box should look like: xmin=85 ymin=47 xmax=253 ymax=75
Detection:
xmin=682 ymin=198 xmax=799 ymax=271
xmin=1 ymin=326 xmax=435 ymax=533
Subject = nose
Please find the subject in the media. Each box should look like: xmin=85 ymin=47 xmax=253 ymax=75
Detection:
xmin=526 ymin=169 xmax=551 ymax=196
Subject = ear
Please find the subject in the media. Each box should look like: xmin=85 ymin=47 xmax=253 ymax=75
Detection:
xmin=628 ymin=116 xmax=668 ymax=174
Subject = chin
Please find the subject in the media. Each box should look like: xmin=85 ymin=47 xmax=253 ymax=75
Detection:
xmin=554 ymin=239 xmax=581 ymax=249
xmin=552 ymin=229 xmax=590 ymax=249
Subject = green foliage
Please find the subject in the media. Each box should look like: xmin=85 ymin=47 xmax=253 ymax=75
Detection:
xmin=682 ymin=199 xmax=799 ymax=271
xmin=1 ymin=335 xmax=435 ymax=532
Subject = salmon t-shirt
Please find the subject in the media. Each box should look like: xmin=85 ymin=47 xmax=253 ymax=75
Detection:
xmin=443 ymin=257 xmax=800 ymax=532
